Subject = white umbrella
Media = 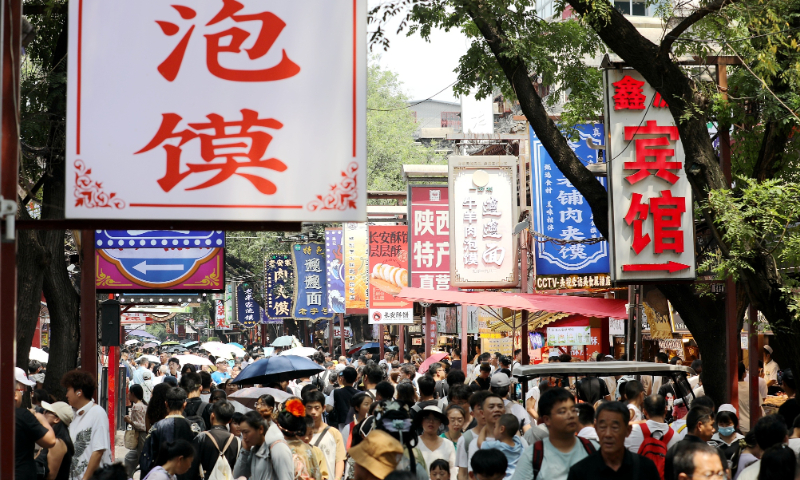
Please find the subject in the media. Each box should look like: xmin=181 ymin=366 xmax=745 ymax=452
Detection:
xmin=125 ymin=339 xmax=140 ymax=346
xmin=201 ymin=342 xmax=245 ymax=358
xmin=279 ymin=347 xmax=318 ymax=357
xmin=176 ymin=354 xmax=214 ymax=366
xmin=271 ymin=335 xmax=299 ymax=348
xmin=135 ymin=355 xmax=159 ymax=363
xmin=30 ymin=347 xmax=49 ymax=363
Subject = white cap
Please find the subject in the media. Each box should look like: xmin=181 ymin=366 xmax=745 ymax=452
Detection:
xmin=718 ymin=404 xmax=737 ymax=415
xmin=764 ymin=345 xmax=773 ymax=355
xmin=15 ymin=367 xmax=35 ymax=387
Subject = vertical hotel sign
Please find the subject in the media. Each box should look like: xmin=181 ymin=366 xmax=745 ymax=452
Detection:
xmin=343 ymin=223 xmax=369 ymax=313
xmin=448 ymin=156 xmax=518 ymax=287
xmin=604 ymin=70 xmax=696 ymax=281
xmin=368 ymin=225 xmax=413 ymax=324
xmin=409 ymin=187 xmax=453 ymax=291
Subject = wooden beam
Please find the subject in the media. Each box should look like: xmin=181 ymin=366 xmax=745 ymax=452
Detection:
xmin=17 ymin=219 xmax=303 ymax=231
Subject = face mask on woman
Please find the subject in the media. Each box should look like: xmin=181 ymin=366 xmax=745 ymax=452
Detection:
xmin=718 ymin=426 xmax=736 ymax=437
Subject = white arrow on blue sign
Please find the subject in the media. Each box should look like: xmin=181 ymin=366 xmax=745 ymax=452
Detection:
xmin=99 ymin=248 xmax=218 ymax=287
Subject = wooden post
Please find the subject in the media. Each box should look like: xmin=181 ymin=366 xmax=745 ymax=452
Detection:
xmin=81 ymin=230 xmax=97 ymax=373
xmin=328 ymin=317 xmax=334 ymax=356
xmin=749 ymin=305 xmax=761 ymax=427
xmin=339 ymin=313 xmax=345 ymax=359
xmin=461 ymin=304 xmax=468 ymax=375
xmin=0 ymin=3 xmax=22 ymax=477
xmin=425 ymin=306 xmax=432 ymax=358
xmin=398 ymin=325 xmax=404 ymax=361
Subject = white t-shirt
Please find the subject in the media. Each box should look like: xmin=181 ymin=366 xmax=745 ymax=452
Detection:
xmin=69 ymin=401 xmax=112 ymax=480
xmin=517 ymin=437 xmax=590 ymax=480
xmin=627 ymin=404 xmax=643 ymax=422
xmin=625 ymin=420 xmax=680 ymax=453
xmin=743 ymin=374 xmax=768 ymax=400
xmin=764 ymin=360 xmax=780 ymax=384
xmin=788 ymin=438 xmax=800 ymax=456
xmin=418 ymin=437 xmax=457 ymax=479
xmin=312 ymin=426 xmax=345 ymax=479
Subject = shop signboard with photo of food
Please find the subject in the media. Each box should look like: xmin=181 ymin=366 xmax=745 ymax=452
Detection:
xmin=368 ymin=225 xmax=413 ymax=324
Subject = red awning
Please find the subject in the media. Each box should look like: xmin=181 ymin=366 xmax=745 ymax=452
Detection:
xmin=396 ymin=287 xmax=627 ymax=319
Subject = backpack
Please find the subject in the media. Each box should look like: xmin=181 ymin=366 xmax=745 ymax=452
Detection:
xmin=200 ymin=432 xmax=235 ymax=480
xmin=139 ymin=432 xmax=157 ymax=477
xmin=532 ymin=437 xmax=596 ymax=479
xmin=637 ymin=423 xmax=674 ymax=480
xmin=185 ymin=401 xmax=209 ymax=433
xmin=269 ymin=439 xmax=314 ymax=480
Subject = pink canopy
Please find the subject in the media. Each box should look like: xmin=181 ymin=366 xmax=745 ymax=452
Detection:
xmin=396 ymin=287 xmax=627 ymax=319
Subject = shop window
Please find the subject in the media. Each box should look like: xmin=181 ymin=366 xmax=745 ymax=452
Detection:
xmin=614 ymin=0 xmax=646 ymax=15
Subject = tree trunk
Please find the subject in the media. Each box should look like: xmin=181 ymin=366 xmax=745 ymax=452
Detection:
xmin=15 ymin=219 xmax=48 ymax=369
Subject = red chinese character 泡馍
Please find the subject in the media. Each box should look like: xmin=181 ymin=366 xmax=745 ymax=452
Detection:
xmin=623 ymin=121 xmax=682 ymax=185
xmin=135 ymin=109 xmax=287 ymax=194
xmin=623 ymin=190 xmax=686 ymax=255
xmin=612 ymin=75 xmax=646 ymax=110
xmin=156 ymin=0 xmax=300 ymax=82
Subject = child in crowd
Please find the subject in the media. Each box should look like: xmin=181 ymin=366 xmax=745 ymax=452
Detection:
xmin=430 ymin=459 xmax=450 ymax=480
xmin=469 ymin=449 xmax=506 ymax=480
xmin=478 ymin=414 xmax=524 ymax=480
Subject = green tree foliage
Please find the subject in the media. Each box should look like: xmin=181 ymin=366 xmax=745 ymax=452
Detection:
xmin=367 ymin=61 xmax=439 ymax=191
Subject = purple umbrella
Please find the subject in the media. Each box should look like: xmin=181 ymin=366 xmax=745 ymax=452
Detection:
xmin=127 ymin=329 xmax=156 ymax=339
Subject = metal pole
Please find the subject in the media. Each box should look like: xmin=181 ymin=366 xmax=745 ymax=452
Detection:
xmin=107 ymin=345 xmax=117 ymax=461
xmin=398 ymin=325 xmax=404 ymax=361
xmin=81 ymin=231 xmax=97 ymax=373
xmin=748 ymin=305 xmax=761 ymax=427
xmin=519 ymin=158 xmax=530 ymax=366
xmin=425 ymin=306 xmax=432 ymax=358
xmin=635 ymin=287 xmax=642 ymax=362
xmin=461 ymin=304 xmax=468 ymax=375
xmin=626 ymin=285 xmax=634 ymax=361
xmin=0 ymin=2 xmax=21 ymax=476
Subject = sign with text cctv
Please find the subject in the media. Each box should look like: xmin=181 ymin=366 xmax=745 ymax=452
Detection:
xmin=409 ymin=187 xmax=454 ymax=291
xmin=449 ymin=157 xmax=518 ymax=288
xmin=66 ymin=1 xmax=366 ymax=221
xmin=368 ymin=225 xmax=413 ymax=324
xmin=604 ymin=70 xmax=696 ymax=281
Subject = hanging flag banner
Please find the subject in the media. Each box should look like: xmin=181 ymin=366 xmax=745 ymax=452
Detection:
xmin=449 ymin=156 xmax=518 ymax=288
xmin=529 ymin=124 xmax=610 ymax=278
xmin=236 ymin=285 xmax=259 ymax=328
xmin=409 ymin=186 xmax=454 ymax=291
xmin=343 ymin=223 xmax=369 ymax=313
xmin=604 ymin=70 xmax=696 ymax=281
xmin=264 ymin=253 xmax=294 ymax=320
xmin=292 ymin=243 xmax=334 ymax=321
xmin=214 ymin=297 xmax=230 ymax=330
xmin=325 ymin=228 xmax=346 ymax=313
xmin=368 ymin=225 xmax=413 ymax=324
xmin=66 ymin=0 xmax=367 ymax=222
xmin=95 ymin=231 xmax=225 ymax=248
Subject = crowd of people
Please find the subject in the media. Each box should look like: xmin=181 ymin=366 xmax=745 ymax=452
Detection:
xmin=14 ymin=342 xmax=800 ymax=480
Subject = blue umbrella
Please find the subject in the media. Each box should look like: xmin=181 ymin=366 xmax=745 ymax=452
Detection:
xmin=229 ymin=342 xmax=244 ymax=349
xmin=232 ymin=355 xmax=324 ymax=385
xmin=127 ymin=329 xmax=156 ymax=339
xmin=182 ymin=341 xmax=199 ymax=347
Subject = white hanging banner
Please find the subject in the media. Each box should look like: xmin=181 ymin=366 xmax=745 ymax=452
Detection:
xmin=66 ymin=0 xmax=366 ymax=221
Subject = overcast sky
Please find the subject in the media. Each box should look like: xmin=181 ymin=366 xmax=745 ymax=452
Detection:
xmin=370 ymin=10 xmax=470 ymax=103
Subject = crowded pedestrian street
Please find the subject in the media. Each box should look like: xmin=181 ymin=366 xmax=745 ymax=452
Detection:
xmin=6 ymin=1 xmax=800 ymax=480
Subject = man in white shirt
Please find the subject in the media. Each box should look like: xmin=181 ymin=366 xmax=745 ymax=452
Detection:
xmin=763 ymin=345 xmax=779 ymax=387
xmin=63 ymin=370 xmax=111 ymax=480
xmin=738 ymin=362 xmax=764 ymax=433
xmin=625 ymin=394 xmax=679 ymax=453
xmin=575 ymin=404 xmax=598 ymax=443
xmin=490 ymin=373 xmax=530 ymax=433
xmin=624 ymin=379 xmax=645 ymax=422
xmin=131 ymin=357 xmax=150 ymax=386
xmin=457 ymin=390 xmax=490 ymax=480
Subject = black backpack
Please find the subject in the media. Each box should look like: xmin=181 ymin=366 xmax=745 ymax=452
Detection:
xmin=184 ymin=400 xmax=209 ymax=433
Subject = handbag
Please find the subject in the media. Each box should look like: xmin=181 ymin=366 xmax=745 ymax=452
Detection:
xmin=124 ymin=428 xmax=139 ymax=449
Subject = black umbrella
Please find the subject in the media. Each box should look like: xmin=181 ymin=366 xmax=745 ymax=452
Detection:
xmin=232 ymin=355 xmax=324 ymax=385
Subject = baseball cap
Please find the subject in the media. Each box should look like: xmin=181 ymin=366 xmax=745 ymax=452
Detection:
xmin=490 ymin=372 xmax=511 ymax=388
xmin=348 ymin=430 xmax=403 ymax=479
xmin=764 ymin=345 xmax=773 ymax=355
xmin=215 ymin=358 xmax=227 ymax=364
xmin=15 ymin=367 xmax=35 ymax=387
xmin=41 ymin=401 xmax=74 ymax=426
xmin=548 ymin=350 xmax=560 ymax=358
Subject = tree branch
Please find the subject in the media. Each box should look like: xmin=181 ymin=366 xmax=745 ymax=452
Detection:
xmin=751 ymin=121 xmax=791 ymax=181
xmin=660 ymin=0 xmax=740 ymax=56
xmin=460 ymin=1 xmax=611 ymax=237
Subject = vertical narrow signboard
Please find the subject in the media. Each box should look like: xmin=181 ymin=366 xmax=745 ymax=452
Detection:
xmin=604 ymin=70 xmax=696 ymax=281
xmin=292 ymin=243 xmax=334 ymax=321
xmin=237 ymin=285 xmax=258 ymax=329
xmin=449 ymin=156 xmax=518 ymax=288
xmin=325 ymin=228 xmax=345 ymax=314
xmin=409 ymin=186 xmax=454 ymax=291
xmin=368 ymin=225 xmax=413 ymax=324
xmin=343 ymin=223 xmax=369 ymax=313
xmin=264 ymin=254 xmax=294 ymax=320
